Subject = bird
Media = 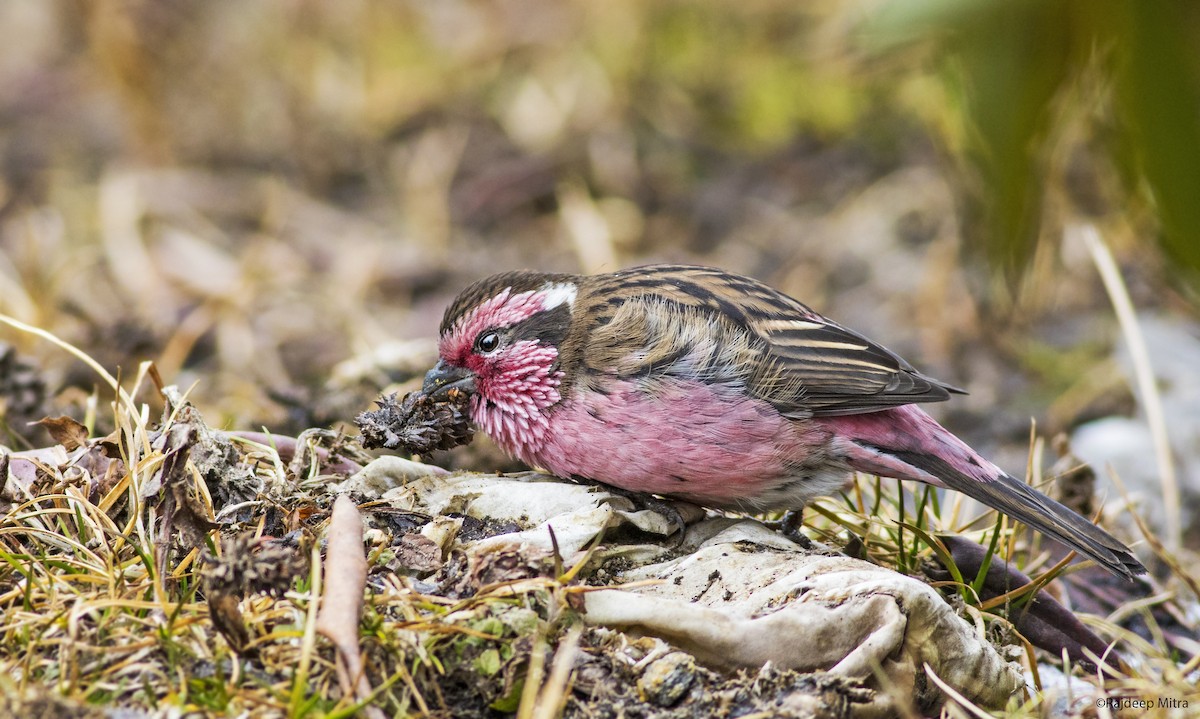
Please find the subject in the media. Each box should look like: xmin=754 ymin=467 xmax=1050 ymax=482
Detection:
xmin=421 ymin=264 xmax=1145 ymax=580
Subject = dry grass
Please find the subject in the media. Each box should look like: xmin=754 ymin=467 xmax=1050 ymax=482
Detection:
xmin=0 ymin=326 xmax=603 ymax=716
xmin=0 ymin=2 xmax=1197 ymax=717
xmin=806 ymin=475 xmax=1200 ymax=717
xmin=0 ymin=321 xmax=1195 ymax=718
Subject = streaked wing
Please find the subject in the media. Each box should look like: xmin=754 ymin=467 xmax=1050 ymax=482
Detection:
xmin=577 ymin=265 xmax=962 ymax=417
xmin=750 ymin=314 xmax=961 ymax=416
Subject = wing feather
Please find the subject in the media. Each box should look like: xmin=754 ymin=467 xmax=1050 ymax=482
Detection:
xmin=574 ymin=265 xmax=963 ymax=416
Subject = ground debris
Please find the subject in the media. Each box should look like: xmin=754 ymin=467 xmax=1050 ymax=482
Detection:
xmin=0 ymin=342 xmax=50 ymax=445
xmin=200 ymin=531 xmax=309 ymax=652
xmin=566 ymin=638 xmax=874 ymax=719
xmin=142 ymin=420 xmax=220 ymax=562
xmin=191 ymin=426 xmax=265 ymax=510
xmin=317 ymin=495 xmax=378 ymax=712
xmin=0 ymin=688 xmax=108 ymax=719
xmin=201 ymin=533 xmax=309 ymax=599
xmin=388 ymin=531 xmax=443 ymax=574
xmin=432 ymin=545 xmax=557 ymax=599
xmin=356 ymin=388 xmax=474 ymax=454
xmin=637 ymin=652 xmax=696 ymax=707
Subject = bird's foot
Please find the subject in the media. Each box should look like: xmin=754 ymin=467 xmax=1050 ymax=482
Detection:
xmin=766 ymin=509 xmax=815 ymax=550
xmin=581 ymin=480 xmax=693 ymax=542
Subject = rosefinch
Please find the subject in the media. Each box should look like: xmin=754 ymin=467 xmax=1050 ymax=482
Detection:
xmin=422 ymin=265 xmax=1143 ymax=579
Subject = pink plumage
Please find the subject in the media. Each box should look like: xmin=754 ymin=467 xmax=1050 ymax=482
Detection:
xmin=527 ymin=378 xmax=827 ymax=508
xmin=423 ymin=264 xmax=1145 ymax=580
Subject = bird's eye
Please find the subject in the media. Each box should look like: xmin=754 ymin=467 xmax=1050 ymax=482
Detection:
xmin=475 ymin=331 xmax=501 ymax=354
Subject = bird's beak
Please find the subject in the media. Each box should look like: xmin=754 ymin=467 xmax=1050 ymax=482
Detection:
xmin=422 ymin=360 xmax=476 ymax=398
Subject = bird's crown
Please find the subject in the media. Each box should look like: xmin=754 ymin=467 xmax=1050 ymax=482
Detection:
xmin=439 ymin=271 xmax=576 ymax=335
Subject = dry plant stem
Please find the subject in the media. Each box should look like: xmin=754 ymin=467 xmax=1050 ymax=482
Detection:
xmin=316 ymin=495 xmax=373 ymax=705
xmin=1112 ymin=470 xmax=1200 ymax=604
xmin=529 ymin=625 xmax=583 ymax=719
xmin=516 ymin=632 xmax=550 ymax=719
xmin=1077 ymin=224 xmax=1181 ymax=550
xmin=0 ymin=313 xmax=139 ymax=417
xmin=0 ymin=315 xmax=161 ymax=592
xmin=921 ymin=663 xmax=992 ymax=719
xmin=223 ymin=430 xmax=368 ymax=478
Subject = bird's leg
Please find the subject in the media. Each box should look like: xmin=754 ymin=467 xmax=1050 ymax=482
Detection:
xmin=772 ymin=509 xmax=815 ymax=549
xmin=574 ymin=477 xmax=691 ymax=540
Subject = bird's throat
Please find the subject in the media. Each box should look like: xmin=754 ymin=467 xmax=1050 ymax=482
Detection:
xmin=470 ymin=341 xmax=563 ymax=458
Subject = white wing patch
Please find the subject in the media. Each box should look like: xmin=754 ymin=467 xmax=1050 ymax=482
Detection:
xmin=754 ymin=318 xmax=824 ymax=332
xmin=769 ymin=338 xmax=869 ymax=351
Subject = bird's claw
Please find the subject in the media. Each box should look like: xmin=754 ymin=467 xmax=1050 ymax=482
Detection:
xmin=588 ymin=481 xmax=693 ymax=543
xmin=765 ymin=509 xmax=814 ymax=550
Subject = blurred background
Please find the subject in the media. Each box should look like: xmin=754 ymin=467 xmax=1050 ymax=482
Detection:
xmin=0 ymin=1 xmax=1197 ymax=545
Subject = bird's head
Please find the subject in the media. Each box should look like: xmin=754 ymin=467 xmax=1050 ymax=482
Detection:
xmin=423 ymin=271 xmax=578 ymax=452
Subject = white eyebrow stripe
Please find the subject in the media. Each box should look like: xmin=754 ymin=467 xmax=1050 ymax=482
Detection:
xmin=539 ymin=282 xmax=577 ymax=310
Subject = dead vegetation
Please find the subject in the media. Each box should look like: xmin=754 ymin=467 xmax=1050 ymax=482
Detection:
xmin=1 ymin=2 xmax=1198 ymax=717
xmin=0 ymin=325 xmax=1196 ymax=717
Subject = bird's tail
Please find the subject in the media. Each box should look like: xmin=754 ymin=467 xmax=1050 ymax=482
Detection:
xmin=826 ymin=405 xmax=1146 ymax=581
xmin=892 ymin=450 xmax=1146 ymax=581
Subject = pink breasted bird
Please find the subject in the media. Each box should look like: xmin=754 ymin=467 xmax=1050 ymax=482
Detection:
xmin=423 ymin=264 xmax=1144 ymax=580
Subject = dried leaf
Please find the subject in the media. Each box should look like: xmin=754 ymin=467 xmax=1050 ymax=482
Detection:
xmin=207 ymin=591 xmax=251 ymax=653
xmin=316 ymin=495 xmax=372 ymax=702
xmin=31 ymin=416 xmax=90 ymax=451
xmin=392 ymin=532 xmax=442 ymax=574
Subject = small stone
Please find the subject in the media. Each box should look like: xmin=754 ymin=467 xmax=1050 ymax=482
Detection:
xmin=637 ymin=652 xmax=696 ymax=707
xmin=392 ymin=532 xmax=442 ymax=574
